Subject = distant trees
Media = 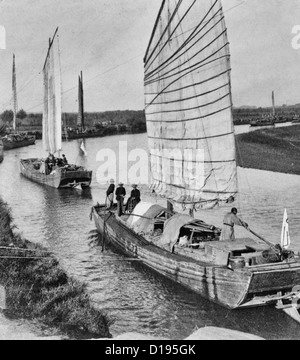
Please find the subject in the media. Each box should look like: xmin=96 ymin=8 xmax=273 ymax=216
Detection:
xmin=127 ymin=117 xmax=147 ymax=133
xmin=17 ymin=109 xmax=27 ymax=120
xmin=1 ymin=110 xmax=13 ymax=123
xmin=0 ymin=109 xmax=27 ymax=124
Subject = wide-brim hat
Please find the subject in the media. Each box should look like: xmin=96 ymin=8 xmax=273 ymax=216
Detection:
xmin=118 ymin=182 xmax=124 ymax=186
xmin=132 ymin=184 xmax=138 ymax=188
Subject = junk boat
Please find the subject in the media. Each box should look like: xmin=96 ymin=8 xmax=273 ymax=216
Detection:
xmin=92 ymin=0 xmax=300 ymax=317
xmin=20 ymin=28 xmax=92 ymax=189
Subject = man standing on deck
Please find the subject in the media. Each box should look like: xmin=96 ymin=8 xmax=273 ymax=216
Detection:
xmin=116 ymin=183 xmax=126 ymax=216
xmin=221 ymin=208 xmax=248 ymax=241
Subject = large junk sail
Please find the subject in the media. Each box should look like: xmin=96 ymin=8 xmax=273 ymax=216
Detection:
xmin=12 ymin=54 xmax=17 ymax=131
xmin=43 ymin=28 xmax=62 ymax=155
xmin=144 ymin=0 xmax=237 ymax=210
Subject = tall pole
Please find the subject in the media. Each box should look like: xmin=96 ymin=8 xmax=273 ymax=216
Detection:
xmin=77 ymin=71 xmax=85 ymax=131
xmin=80 ymin=71 xmax=85 ymax=131
xmin=12 ymin=54 xmax=17 ymax=132
xmin=272 ymin=90 xmax=275 ymax=117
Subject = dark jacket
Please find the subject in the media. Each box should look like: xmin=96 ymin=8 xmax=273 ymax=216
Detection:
xmin=130 ymin=189 xmax=141 ymax=202
xmin=106 ymin=184 xmax=115 ymax=196
xmin=116 ymin=186 xmax=126 ymax=201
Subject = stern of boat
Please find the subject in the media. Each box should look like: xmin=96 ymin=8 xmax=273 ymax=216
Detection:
xmin=238 ymin=260 xmax=300 ymax=308
xmin=59 ymin=168 xmax=93 ymax=188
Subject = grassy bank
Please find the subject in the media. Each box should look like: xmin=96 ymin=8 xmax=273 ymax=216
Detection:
xmin=0 ymin=198 xmax=111 ymax=339
xmin=236 ymin=125 xmax=300 ymax=175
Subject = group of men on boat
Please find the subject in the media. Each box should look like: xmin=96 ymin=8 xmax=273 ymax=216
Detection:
xmin=45 ymin=153 xmax=68 ymax=174
xmin=105 ymin=179 xmax=248 ymax=242
xmin=105 ymin=180 xmax=141 ymax=216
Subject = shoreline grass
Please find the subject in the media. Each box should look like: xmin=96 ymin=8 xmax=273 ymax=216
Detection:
xmin=0 ymin=198 xmax=111 ymax=339
xmin=236 ymin=125 xmax=300 ymax=175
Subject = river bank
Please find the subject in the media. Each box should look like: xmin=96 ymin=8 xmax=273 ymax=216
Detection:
xmin=0 ymin=198 xmax=111 ymax=340
xmin=235 ymin=124 xmax=300 ymax=174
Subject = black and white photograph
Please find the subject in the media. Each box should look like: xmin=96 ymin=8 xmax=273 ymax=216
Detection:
xmin=0 ymin=0 xmax=300 ymax=343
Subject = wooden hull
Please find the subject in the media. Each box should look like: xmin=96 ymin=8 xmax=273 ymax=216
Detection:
xmin=0 ymin=140 xmax=3 ymax=163
xmin=92 ymin=207 xmax=300 ymax=309
xmin=20 ymin=159 xmax=92 ymax=189
xmin=2 ymin=137 xmax=35 ymax=150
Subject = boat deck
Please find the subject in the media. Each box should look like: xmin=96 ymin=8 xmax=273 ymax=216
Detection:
xmin=98 ymin=205 xmax=279 ymax=269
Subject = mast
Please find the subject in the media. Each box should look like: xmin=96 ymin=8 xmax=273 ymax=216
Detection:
xmin=12 ymin=54 xmax=17 ymax=132
xmin=77 ymin=71 xmax=85 ymax=130
xmin=272 ymin=90 xmax=275 ymax=117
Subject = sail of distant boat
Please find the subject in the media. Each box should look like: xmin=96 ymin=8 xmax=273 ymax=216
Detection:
xmin=80 ymin=140 xmax=87 ymax=156
xmin=12 ymin=54 xmax=17 ymax=131
xmin=281 ymin=208 xmax=291 ymax=249
xmin=77 ymin=71 xmax=85 ymax=130
xmin=144 ymin=0 xmax=237 ymax=210
xmin=43 ymin=27 xmax=62 ymax=155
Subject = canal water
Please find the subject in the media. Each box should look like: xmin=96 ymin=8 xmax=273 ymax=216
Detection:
xmin=0 ymin=127 xmax=300 ymax=340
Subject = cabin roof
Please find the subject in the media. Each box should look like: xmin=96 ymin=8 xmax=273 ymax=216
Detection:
xmin=127 ymin=202 xmax=170 ymax=234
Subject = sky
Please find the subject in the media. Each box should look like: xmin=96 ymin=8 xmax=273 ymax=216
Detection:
xmin=0 ymin=0 xmax=299 ymax=113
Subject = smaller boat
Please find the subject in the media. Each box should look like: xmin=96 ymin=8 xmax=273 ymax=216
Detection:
xmin=250 ymin=91 xmax=277 ymax=127
xmin=62 ymin=72 xmax=105 ymax=141
xmin=20 ymin=158 xmax=92 ymax=189
xmin=292 ymin=115 xmax=300 ymax=124
xmin=1 ymin=55 xmax=36 ymax=150
xmin=20 ymin=28 xmax=92 ymax=190
xmin=250 ymin=118 xmax=275 ymax=127
xmin=0 ymin=139 xmax=3 ymax=163
xmin=2 ymin=133 xmax=35 ymax=150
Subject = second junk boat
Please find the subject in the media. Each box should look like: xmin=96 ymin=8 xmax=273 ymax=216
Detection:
xmin=1 ymin=54 xmax=36 ymax=151
xmin=20 ymin=28 xmax=92 ymax=189
xmin=62 ymin=71 xmax=105 ymax=140
xmin=92 ymin=0 xmax=300 ymax=313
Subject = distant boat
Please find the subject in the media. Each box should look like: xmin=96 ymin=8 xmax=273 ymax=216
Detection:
xmin=1 ymin=54 xmax=35 ymax=151
xmin=292 ymin=115 xmax=300 ymax=124
xmin=250 ymin=91 xmax=277 ymax=127
xmin=92 ymin=0 xmax=300 ymax=311
xmin=62 ymin=71 xmax=105 ymax=141
xmin=20 ymin=28 xmax=92 ymax=189
xmin=250 ymin=118 xmax=275 ymax=127
xmin=0 ymin=139 xmax=3 ymax=163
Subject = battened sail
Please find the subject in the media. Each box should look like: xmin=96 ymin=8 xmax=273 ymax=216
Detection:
xmin=77 ymin=71 xmax=85 ymax=130
xmin=12 ymin=54 xmax=17 ymax=131
xmin=144 ymin=0 xmax=237 ymax=209
xmin=43 ymin=28 xmax=62 ymax=155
